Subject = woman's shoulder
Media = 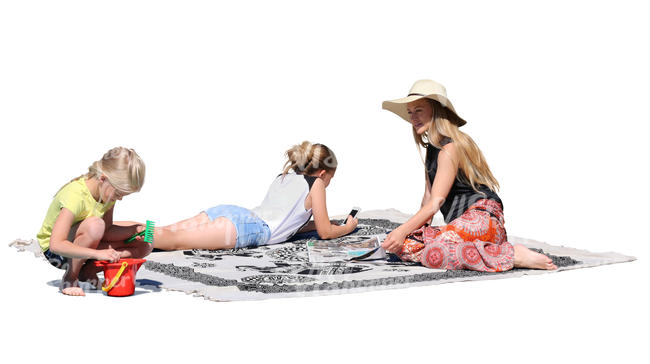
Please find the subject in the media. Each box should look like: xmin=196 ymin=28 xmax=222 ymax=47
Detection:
xmin=438 ymin=141 xmax=459 ymax=165
xmin=440 ymin=139 xmax=456 ymax=153
xmin=426 ymin=137 xmax=455 ymax=158
xmin=440 ymin=137 xmax=453 ymax=146
xmin=426 ymin=137 xmax=454 ymax=151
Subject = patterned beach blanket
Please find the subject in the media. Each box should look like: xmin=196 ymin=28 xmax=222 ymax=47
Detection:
xmin=10 ymin=216 xmax=636 ymax=301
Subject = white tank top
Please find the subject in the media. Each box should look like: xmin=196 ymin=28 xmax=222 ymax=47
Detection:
xmin=251 ymin=173 xmax=317 ymax=245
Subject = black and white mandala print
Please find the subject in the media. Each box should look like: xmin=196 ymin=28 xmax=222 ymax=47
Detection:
xmin=236 ymin=262 xmax=373 ymax=275
xmin=264 ymin=243 xmax=309 ymax=262
xmin=240 ymin=274 xmax=317 ymax=285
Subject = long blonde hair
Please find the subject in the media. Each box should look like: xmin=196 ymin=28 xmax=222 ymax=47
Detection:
xmin=57 ymin=147 xmax=146 ymax=200
xmin=413 ymin=99 xmax=500 ymax=193
xmin=282 ymin=141 xmax=337 ymax=175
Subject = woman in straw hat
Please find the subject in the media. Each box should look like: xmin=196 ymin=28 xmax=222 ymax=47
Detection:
xmin=381 ymin=79 xmax=557 ymax=271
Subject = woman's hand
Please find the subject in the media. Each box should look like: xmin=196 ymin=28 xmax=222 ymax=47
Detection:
xmin=94 ymin=248 xmax=121 ymax=262
xmin=382 ymin=228 xmax=408 ymax=254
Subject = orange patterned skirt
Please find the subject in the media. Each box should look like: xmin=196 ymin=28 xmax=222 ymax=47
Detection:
xmin=397 ymin=199 xmax=514 ymax=272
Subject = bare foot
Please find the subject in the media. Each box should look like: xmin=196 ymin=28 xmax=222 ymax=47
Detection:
xmin=61 ymin=286 xmax=86 ymax=296
xmin=514 ymin=244 xmax=558 ymax=270
xmin=60 ymin=273 xmax=86 ymax=297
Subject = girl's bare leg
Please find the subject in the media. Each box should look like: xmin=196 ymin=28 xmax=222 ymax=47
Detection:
xmin=61 ymin=217 xmax=106 ymax=296
xmin=152 ymin=213 xmax=238 ymax=250
xmin=513 ymin=244 xmax=558 ymax=270
xmin=113 ymin=214 xmax=238 ymax=251
xmin=99 ymin=220 xmax=155 ymax=258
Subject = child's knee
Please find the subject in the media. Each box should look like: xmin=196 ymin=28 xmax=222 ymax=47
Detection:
xmin=79 ymin=217 xmax=106 ymax=243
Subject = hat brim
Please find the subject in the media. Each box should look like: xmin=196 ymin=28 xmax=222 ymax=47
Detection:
xmin=382 ymin=94 xmax=467 ymax=127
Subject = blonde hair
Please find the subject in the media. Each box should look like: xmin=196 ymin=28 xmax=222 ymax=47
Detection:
xmin=282 ymin=141 xmax=337 ymax=175
xmin=413 ymin=99 xmax=500 ymax=194
xmin=58 ymin=147 xmax=146 ymax=199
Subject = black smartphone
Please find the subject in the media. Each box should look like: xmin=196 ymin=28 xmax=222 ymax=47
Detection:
xmin=340 ymin=207 xmax=361 ymax=225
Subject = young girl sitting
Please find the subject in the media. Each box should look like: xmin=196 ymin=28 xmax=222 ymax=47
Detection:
xmin=147 ymin=141 xmax=358 ymax=251
xmin=37 ymin=147 xmax=151 ymax=296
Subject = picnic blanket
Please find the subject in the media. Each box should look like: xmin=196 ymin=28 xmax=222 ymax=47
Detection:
xmin=10 ymin=210 xmax=636 ymax=301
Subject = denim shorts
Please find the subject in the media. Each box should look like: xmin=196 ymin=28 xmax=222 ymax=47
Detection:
xmin=203 ymin=205 xmax=271 ymax=249
xmin=44 ymin=249 xmax=69 ymax=270
xmin=42 ymin=222 xmax=80 ymax=270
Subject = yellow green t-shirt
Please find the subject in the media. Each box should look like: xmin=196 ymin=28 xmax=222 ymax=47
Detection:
xmin=37 ymin=178 xmax=115 ymax=252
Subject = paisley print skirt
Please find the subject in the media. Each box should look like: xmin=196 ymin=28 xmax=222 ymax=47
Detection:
xmin=398 ymin=199 xmax=514 ymax=272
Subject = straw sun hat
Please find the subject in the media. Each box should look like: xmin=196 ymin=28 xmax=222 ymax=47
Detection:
xmin=382 ymin=79 xmax=467 ymax=127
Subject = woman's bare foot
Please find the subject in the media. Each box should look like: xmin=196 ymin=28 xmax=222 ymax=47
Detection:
xmin=514 ymin=244 xmax=558 ymax=270
xmin=60 ymin=272 xmax=86 ymax=296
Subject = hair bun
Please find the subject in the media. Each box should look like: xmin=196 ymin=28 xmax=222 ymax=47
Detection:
xmin=286 ymin=141 xmax=311 ymax=172
xmin=282 ymin=141 xmax=337 ymax=175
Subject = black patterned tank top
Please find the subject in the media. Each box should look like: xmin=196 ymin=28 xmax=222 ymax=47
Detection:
xmin=425 ymin=138 xmax=503 ymax=223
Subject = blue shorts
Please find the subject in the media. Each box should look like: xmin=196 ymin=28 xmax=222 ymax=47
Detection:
xmin=44 ymin=249 xmax=69 ymax=270
xmin=42 ymin=222 xmax=79 ymax=270
xmin=203 ymin=205 xmax=271 ymax=249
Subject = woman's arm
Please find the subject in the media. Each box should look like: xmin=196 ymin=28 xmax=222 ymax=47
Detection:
xmin=421 ymin=171 xmax=432 ymax=208
xmin=310 ymin=178 xmax=358 ymax=239
xmin=102 ymin=206 xmax=143 ymax=241
xmin=49 ymin=208 xmax=105 ymax=259
xmin=382 ymin=143 xmax=460 ymax=253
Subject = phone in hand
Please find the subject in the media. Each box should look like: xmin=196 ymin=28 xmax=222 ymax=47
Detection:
xmin=340 ymin=206 xmax=361 ymax=225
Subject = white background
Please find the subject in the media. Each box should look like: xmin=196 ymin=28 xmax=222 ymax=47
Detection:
xmin=1 ymin=1 xmax=648 ymax=363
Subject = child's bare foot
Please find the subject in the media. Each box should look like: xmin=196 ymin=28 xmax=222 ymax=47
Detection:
xmin=61 ymin=286 xmax=86 ymax=296
xmin=514 ymin=244 xmax=558 ymax=270
xmin=60 ymin=273 xmax=86 ymax=296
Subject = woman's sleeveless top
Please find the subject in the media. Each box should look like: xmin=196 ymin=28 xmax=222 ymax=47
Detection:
xmin=251 ymin=173 xmax=317 ymax=245
xmin=426 ymin=138 xmax=503 ymax=223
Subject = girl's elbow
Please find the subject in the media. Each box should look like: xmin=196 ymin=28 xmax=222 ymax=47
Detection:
xmin=316 ymin=229 xmax=334 ymax=240
xmin=317 ymin=232 xmax=331 ymax=240
xmin=49 ymin=240 xmax=61 ymax=254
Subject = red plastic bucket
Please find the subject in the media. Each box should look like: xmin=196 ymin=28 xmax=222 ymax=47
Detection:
xmin=94 ymin=259 xmax=146 ymax=297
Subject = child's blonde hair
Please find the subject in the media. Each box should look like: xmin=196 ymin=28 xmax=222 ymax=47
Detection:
xmin=58 ymin=147 xmax=146 ymax=198
xmin=413 ymin=99 xmax=500 ymax=194
xmin=282 ymin=141 xmax=337 ymax=175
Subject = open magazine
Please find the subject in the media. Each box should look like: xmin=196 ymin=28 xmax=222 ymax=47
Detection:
xmin=306 ymin=234 xmax=387 ymax=263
